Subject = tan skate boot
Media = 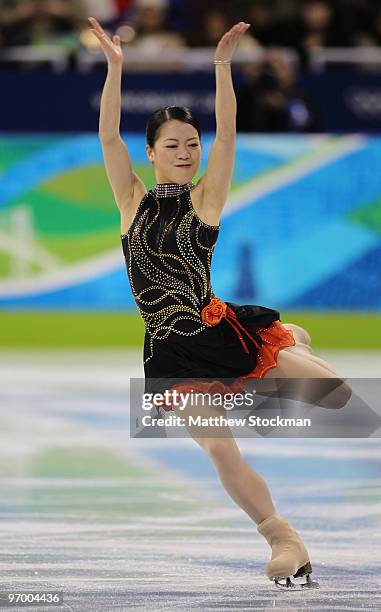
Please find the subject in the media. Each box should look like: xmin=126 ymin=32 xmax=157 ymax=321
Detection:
xmin=257 ymin=512 xmax=319 ymax=589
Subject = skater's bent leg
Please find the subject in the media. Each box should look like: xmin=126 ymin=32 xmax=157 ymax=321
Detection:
xmin=282 ymin=322 xmax=342 ymax=376
xmin=296 ymin=353 xmax=343 ymax=376
xmin=171 ymin=398 xmax=276 ymax=524
xmin=282 ymin=323 xmax=313 ymax=355
xmin=263 ymin=348 xmax=352 ymax=409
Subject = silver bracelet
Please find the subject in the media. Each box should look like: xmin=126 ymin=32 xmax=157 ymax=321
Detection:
xmin=214 ymin=59 xmax=231 ymax=64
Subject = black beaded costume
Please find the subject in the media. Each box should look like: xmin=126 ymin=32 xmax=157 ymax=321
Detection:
xmin=120 ymin=182 xmax=294 ymax=396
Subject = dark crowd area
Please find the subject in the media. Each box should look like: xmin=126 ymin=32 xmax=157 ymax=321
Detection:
xmin=1 ymin=0 xmax=380 ymax=58
xmin=1 ymin=1 xmax=380 ymax=133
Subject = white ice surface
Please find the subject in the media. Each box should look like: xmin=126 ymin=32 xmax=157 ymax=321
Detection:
xmin=0 ymin=350 xmax=380 ymax=611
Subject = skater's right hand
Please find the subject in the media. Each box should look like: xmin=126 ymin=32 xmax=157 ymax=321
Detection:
xmin=88 ymin=17 xmax=123 ymax=66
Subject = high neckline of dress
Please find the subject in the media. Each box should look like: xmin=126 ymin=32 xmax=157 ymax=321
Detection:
xmin=152 ymin=181 xmax=195 ymax=198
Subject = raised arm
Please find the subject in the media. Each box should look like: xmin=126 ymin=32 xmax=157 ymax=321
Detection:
xmin=89 ymin=17 xmax=146 ymax=212
xmin=198 ymin=22 xmax=251 ymax=221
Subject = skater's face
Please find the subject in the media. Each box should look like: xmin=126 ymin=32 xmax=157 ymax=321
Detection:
xmin=146 ymin=120 xmax=201 ymax=184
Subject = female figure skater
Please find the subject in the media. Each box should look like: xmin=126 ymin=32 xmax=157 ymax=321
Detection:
xmin=90 ymin=16 xmax=351 ymax=588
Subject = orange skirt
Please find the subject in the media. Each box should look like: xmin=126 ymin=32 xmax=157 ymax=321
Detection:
xmin=239 ymin=320 xmax=295 ymax=379
xmin=161 ymin=320 xmax=295 ymax=412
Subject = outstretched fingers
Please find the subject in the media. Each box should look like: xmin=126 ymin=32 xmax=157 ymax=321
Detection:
xmin=88 ymin=20 xmax=113 ymax=49
xmin=219 ymin=22 xmax=250 ymax=49
xmin=88 ymin=16 xmax=105 ymax=35
xmin=228 ymin=22 xmax=250 ymax=37
xmin=88 ymin=17 xmax=113 ymax=45
xmin=87 ymin=16 xmax=123 ymax=64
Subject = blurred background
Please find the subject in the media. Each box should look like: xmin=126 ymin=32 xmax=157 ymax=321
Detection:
xmin=0 ymin=3 xmax=381 ymax=608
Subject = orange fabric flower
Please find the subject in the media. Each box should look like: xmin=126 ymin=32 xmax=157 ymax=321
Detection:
xmin=201 ymin=297 xmax=227 ymax=326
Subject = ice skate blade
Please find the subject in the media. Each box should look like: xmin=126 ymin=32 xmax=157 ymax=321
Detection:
xmin=273 ymin=573 xmax=320 ymax=590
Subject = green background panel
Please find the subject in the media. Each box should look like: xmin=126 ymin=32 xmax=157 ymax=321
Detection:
xmin=0 ymin=311 xmax=380 ymax=348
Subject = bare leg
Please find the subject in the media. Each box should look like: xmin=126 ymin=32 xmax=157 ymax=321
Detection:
xmin=172 ymin=399 xmax=276 ymax=524
xmin=242 ymin=323 xmax=352 ymax=408
xmin=281 ymin=322 xmax=341 ymax=376
xmin=171 ymin=392 xmax=313 ymax=582
xmin=200 ymin=436 xmax=276 ymax=524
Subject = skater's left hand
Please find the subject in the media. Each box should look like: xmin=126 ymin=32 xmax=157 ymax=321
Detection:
xmin=214 ymin=22 xmax=251 ymax=62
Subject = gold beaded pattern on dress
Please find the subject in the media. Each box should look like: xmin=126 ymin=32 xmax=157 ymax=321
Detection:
xmin=121 ymin=183 xmax=220 ymax=364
